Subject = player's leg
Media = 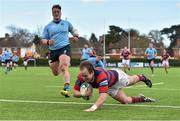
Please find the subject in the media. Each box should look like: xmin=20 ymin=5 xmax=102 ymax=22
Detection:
xmin=124 ymin=64 xmax=127 ymax=73
xmin=87 ymin=57 xmax=97 ymax=67
xmin=114 ymin=68 xmax=152 ymax=88
xmin=23 ymin=61 xmax=28 ymax=70
xmin=13 ymin=62 xmax=16 ymax=70
xmin=127 ymin=60 xmax=130 ymax=71
xmin=128 ymin=74 xmax=152 ymax=88
xmin=9 ymin=61 xmax=13 ymax=71
xmin=1 ymin=62 xmax=5 ymax=70
xmin=5 ymin=60 xmax=10 ymax=74
xmin=59 ymin=54 xmax=71 ymax=97
xmin=49 ymin=61 xmax=59 ymax=75
xmin=111 ymin=89 xmax=155 ymax=104
xmin=122 ymin=59 xmax=126 ymax=73
xmin=97 ymin=60 xmax=105 ymax=68
xmin=150 ymin=59 xmax=154 ymax=75
xmin=95 ymin=56 xmax=104 ymax=68
xmin=165 ymin=61 xmax=169 ymax=74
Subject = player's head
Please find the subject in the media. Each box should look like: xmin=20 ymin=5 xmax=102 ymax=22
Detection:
xmin=124 ymin=46 xmax=127 ymax=50
xmin=84 ymin=44 xmax=88 ymax=48
xmin=96 ymin=56 xmax=102 ymax=61
xmin=80 ymin=61 xmax=94 ymax=82
xmin=163 ymin=48 xmax=167 ymax=53
xmin=52 ymin=4 xmax=61 ymax=21
xmin=13 ymin=51 xmax=17 ymax=54
xmin=149 ymin=43 xmax=153 ymax=48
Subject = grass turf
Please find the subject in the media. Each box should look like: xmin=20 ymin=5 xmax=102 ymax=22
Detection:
xmin=0 ymin=67 xmax=180 ymax=120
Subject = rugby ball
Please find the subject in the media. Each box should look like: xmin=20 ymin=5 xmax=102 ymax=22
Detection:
xmin=80 ymin=82 xmax=93 ymax=100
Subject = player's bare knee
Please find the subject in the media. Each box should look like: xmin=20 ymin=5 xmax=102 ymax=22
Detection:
xmin=60 ymin=64 xmax=68 ymax=73
xmin=120 ymin=99 xmax=130 ymax=104
xmin=53 ymin=72 xmax=59 ymax=76
xmin=60 ymin=61 xmax=69 ymax=72
xmin=52 ymin=70 xmax=59 ymax=76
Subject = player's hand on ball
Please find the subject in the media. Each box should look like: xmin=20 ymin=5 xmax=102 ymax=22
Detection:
xmin=80 ymin=83 xmax=93 ymax=100
xmin=80 ymin=88 xmax=92 ymax=97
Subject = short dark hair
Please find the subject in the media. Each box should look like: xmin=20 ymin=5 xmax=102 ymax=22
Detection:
xmin=52 ymin=4 xmax=61 ymax=10
xmin=80 ymin=61 xmax=94 ymax=74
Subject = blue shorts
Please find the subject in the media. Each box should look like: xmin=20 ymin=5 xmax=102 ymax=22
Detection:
xmin=148 ymin=58 xmax=155 ymax=64
xmin=49 ymin=45 xmax=71 ymax=63
xmin=13 ymin=61 xmax=18 ymax=64
xmin=5 ymin=59 xmax=11 ymax=64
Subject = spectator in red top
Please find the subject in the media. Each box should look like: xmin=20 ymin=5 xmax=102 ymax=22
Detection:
xmin=73 ymin=61 xmax=155 ymax=112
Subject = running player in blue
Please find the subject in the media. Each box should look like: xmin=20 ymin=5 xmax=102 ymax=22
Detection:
xmin=145 ymin=43 xmax=157 ymax=75
xmin=87 ymin=55 xmax=105 ymax=68
xmin=4 ymin=48 xmax=13 ymax=74
xmin=1 ymin=52 xmax=6 ymax=70
xmin=80 ymin=44 xmax=91 ymax=61
xmin=41 ymin=4 xmax=79 ymax=97
xmin=81 ymin=45 xmax=104 ymax=68
xmin=12 ymin=51 xmax=19 ymax=70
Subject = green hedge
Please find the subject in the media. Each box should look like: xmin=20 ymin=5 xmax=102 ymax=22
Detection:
xmin=1 ymin=58 xmax=180 ymax=67
xmin=17 ymin=58 xmax=81 ymax=67
xmin=106 ymin=58 xmax=180 ymax=67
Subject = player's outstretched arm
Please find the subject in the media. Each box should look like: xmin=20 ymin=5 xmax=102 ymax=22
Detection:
xmin=84 ymin=93 xmax=107 ymax=112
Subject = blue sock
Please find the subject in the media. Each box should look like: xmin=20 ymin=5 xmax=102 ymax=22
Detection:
xmin=64 ymin=84 xmax=70 ymax=91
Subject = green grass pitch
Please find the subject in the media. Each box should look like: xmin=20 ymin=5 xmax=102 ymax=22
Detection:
xmin=0 ymin=67 xmax=180 ymax=120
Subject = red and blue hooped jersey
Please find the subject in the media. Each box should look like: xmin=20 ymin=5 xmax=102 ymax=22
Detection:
xmin=74 ymin=68 xmax=119 ymax=93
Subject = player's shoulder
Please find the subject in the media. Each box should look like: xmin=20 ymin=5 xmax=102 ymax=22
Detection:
xmin=95 ymin=67 xmax=105 ymax=72
xmin=145 ymin=48 xmax=150 ymax=52
xmin=44 ymin=22 xmax=54 ymax=29
xmin=61 ymin=20 xmax=72 ymax=26
xmin=94 ymin=68 xmax=107 ymax=80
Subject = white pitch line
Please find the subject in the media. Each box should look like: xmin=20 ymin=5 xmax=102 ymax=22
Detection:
xmin=0 ymin=99 xmax=180 ymax=109
xmin=45 ymin=86 xmax=63 ymax=88
xmin=126 ymin=82 xmax=164 ymax=88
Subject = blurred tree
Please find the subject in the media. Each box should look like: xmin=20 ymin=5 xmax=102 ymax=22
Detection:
xmin=89 ymin=33 xmax=98 ymax=43
xmin=33 ymin=26 xmax=48 ymax=57
xmin=105 ymin=25 xmax=125 ymax=45
xmin=161 ymin=24 xmax=180 ymax=56
xmin=161 ymin=24 xmax=180 ymax=48
xmin=148 ymin=30 xmax=163 ymax=43
xmin=6 ymin=25 xmax=33 ymax=46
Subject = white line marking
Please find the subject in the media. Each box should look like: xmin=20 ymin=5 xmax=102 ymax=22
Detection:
xmin=45 ymin=86 xmax=62 ymax=88
xmin=0 ymin=99 xmax=180 ymax=109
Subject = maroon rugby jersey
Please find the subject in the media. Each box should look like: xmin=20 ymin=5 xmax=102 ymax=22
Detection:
xmin=162 ymin=52 xmax=169 ymax=61
xmin=121 ymin=50 xmax=131 ymax=60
